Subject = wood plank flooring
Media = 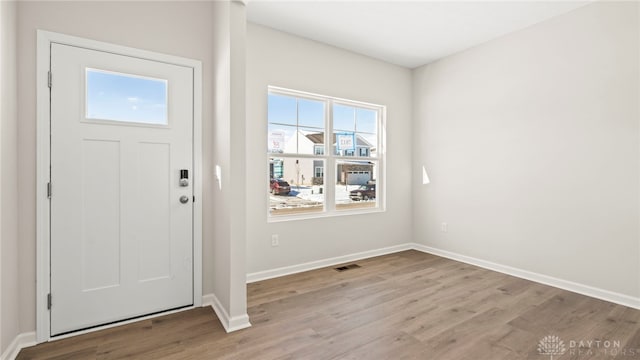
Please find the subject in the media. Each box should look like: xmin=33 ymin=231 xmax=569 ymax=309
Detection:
xmin=17 ymin=250 xmax=640 ymax=359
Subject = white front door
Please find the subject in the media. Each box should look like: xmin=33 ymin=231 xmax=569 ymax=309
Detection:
xmin=49 ymin=43 xmax=194 ymax=335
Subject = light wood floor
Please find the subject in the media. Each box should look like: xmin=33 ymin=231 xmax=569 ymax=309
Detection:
xmin=18 ymin=250 xmax=640 ymax=359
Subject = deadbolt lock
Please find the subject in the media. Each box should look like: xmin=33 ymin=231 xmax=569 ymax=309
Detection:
xmin=180 ymin=169 xmax=189 ymax=187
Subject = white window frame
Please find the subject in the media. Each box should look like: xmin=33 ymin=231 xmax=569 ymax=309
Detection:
xmin=267 ymin=86 xmax=386 ymax=221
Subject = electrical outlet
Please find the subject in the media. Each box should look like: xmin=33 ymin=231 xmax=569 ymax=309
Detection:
xmin=441 ymin=222 xmax=448 ymax=233
xmin=271 ymin=234 xmax=279 ymax=247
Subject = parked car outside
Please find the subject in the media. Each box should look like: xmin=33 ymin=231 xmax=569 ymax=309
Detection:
xmin=349 ymin=184 xmax=376 ymax=201
xmin=270 ymin=179 xmax=291 ymax=195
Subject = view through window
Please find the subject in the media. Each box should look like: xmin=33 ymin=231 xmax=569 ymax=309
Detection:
xmin=86 ymin=68 xmax=168 ymax=125
xmin=268 ymin=87 xmax=384 ymax=218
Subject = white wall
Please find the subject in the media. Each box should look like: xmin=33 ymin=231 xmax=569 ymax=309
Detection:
xmin=246 ymin=24 xmax=413 ymax=274
xmin=1 ymin=0 xmax=19 ymax=355
xmin=15 ymin=0 xmax=236 ymax=335
xmin=413 ymin=1 xmax=640 ymax=298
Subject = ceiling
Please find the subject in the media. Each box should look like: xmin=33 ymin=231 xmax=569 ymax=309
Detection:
xmin=246 ymin=1 xmax=591 ymax=69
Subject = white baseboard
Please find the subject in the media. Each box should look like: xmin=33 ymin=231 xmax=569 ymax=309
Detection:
xmin=202 ymin=293 xmax=252 ymax=333
xmin=1 ymin=332 xmax=36 ymax=360
xmin=412 ymin=243 xmax=640 ymax=310
xmin=245 ymin=242 xmax=640 ymax=310
xmin=246 ymin=243 xmax=414 ymax=283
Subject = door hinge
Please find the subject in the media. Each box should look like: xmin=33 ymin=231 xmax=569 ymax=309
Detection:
xmin=47 ymin=71 xmax=52 ymax=88
xmin=47 ymin=182 xmax=52 ymax=199
xmin=193 ymin=196 xmax=195 ymax=203
xmin=47 ymin=293 xmax=52 ymax=310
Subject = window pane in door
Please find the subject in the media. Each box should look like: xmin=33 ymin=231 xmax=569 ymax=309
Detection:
xmin=86 ymin=69 xmax=168 ymax=125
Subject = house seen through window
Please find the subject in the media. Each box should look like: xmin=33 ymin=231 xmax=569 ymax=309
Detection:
xmin=268 ymin=87 xmax=384 ymax=218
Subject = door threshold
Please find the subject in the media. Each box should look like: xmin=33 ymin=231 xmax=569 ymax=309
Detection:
xmin=49 ymin=305 xmax=194 ymax=342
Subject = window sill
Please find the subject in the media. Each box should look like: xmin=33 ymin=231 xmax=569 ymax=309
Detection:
xmin=267 ymin=206 xmax=385 ymax=223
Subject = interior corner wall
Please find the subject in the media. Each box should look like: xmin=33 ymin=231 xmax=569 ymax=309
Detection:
xmin=1 ymin=0 xmax=19 ymax=354
xmin=412 ymin=1 xmax=640 ymax=298
xmin=245 ymin=23 xmax=413 ymax=275
xmin=16 ymin=1 xmax=215 ymax=335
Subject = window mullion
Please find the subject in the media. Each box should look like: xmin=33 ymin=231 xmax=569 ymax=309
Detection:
xmin=326 ymin=99 xmax=332 ymax=158
xmin=295 ymin=98 xmax=300 ymax=154
xmin=325 ymin=157 xmax=335 ymax=212
xmin=325 ymin=99 xmax=335 ymax=211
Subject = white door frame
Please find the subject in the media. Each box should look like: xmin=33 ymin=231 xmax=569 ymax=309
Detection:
xmin=36 ymin=30 xmax=203 ymax=343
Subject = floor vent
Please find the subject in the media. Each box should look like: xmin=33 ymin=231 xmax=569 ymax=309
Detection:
xmin=334 ymin=264 xmax=361 ymax=272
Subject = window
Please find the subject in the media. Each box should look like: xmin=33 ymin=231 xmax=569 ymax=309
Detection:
xmin=86 ymin=68 xmax=168 ymax=125
xmin=267 ymin=86 xmax=384 ymax=218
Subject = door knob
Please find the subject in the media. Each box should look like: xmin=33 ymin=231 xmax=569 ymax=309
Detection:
xmin=179 ymin=195 xmax=190 ymax=204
